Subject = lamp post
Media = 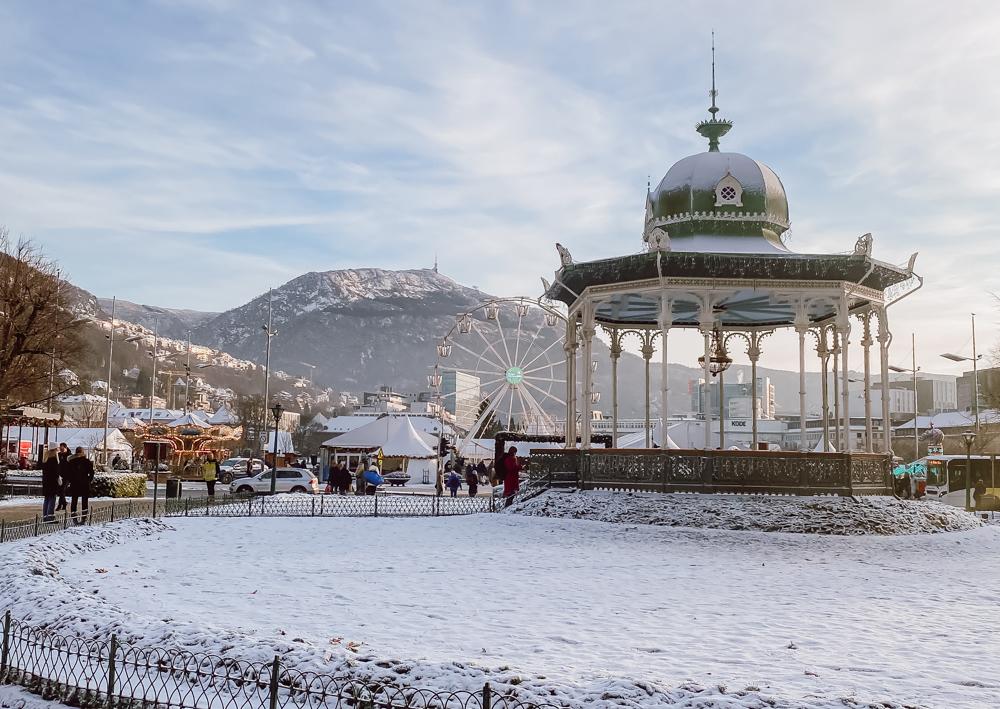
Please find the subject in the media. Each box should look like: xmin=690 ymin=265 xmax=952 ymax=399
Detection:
xmin=269 ymin=402 xmax=283 ymax=495
xmin=941 ymin=313 xmax=982 ymax=430
xmin=257 ymin=289 xmax=277 ymax=466
xmin=962 ymin=429 xmax=976 ymax=512
xmin=889 ymin=333 xmax=919 ymax=459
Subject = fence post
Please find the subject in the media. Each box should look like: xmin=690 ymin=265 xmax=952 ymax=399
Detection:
xmin=248 ymin=495 xmax=253 ymax=517
xmin=268 ymin=654 xmax=280 ymax=709
xmin=1 ymin=610 xmax=11 ymax=679
xmin=373 ymin=493 xmax=378 ymax=518
xmin=110 ymin=502 xmax=115 ymax=523
xmin=311 ymin=497 xmax=316 ymax=517
xmin=184 ymin=497 xmax=190 ymax=517
xmin=482 ymin=682 xmax=492 ymax=709
xmin=205 ymin=495 xmax=210 ymax=516
xmin=0 ymin=519 xmax=5 ymax=544
xmin=33 ymin=514 xmax=39 ymax=537
xmin=128 ymin=500 xmax=133 ymax=519
xmin=106 ymin=634 xmax=118 ymax=708
xmin=319 ymin=494 xmax=324 ymax=516
xmin=63 ymin=508 xmax=69 ymax=530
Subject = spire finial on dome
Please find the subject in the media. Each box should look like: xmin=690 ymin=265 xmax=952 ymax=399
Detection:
xmin=696 ymin=31 xmax=733 ymax=152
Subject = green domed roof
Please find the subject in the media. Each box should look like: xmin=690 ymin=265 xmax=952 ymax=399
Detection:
xmin=648 ymin=150 xmax=791 ymax=252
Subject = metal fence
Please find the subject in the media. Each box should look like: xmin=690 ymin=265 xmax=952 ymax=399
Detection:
xmin=0 ymin=477 xmax=550 ymax=546
xmin=0 ymin=612 xmax=559 ymax=709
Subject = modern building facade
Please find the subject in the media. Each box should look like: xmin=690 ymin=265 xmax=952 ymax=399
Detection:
xmin=442 ymin=370 xmax=480 ymax=431
xmin=690 ymin=376 xmax=775 ymax=420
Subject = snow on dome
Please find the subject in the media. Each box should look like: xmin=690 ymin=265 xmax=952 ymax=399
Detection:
xmin=647 ymin=150 xmax=791 ymax=254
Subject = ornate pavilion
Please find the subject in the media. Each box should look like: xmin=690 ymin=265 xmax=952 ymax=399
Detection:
xmin=541 ymin=83 xmax=921 ymax=495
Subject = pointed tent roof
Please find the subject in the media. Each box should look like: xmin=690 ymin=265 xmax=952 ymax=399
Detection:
xmin=813 ymin=438 xmax=837 ymax=453
xmin=168 ymin=412 xmax=210 ymax=429
xmin=321 ymin=415 xmax=438 ymax=457
xmin=207 ymin=405 xmax=239 ymax=426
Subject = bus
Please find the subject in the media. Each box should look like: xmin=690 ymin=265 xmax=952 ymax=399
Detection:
xmin=919 ymin=454 xmax=997 ymax=507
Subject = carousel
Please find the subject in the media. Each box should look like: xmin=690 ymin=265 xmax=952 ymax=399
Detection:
xmin=538 ymin=76 xmax=920 ymax=496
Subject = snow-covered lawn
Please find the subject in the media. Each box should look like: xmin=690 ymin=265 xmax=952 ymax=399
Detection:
xmin=0 ymin=510 xmax=990 ymax=708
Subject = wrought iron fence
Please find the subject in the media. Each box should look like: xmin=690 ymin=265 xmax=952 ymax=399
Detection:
xmin=0 ymin=612 xmax=559 ymax=709
xmin=532 ymin=448 xmax=894 ymax=496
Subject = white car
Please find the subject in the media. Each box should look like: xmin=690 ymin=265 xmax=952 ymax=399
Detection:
xmin=218 ymin=457 xmax=266 ymax=484
xmin=230 ymin=468 xmax=319 ymax=495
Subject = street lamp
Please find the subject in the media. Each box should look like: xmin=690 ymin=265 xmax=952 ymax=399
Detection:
xmin=269 ymin=401 xmax=284 ymax=495
xmin=962 ymin=429 xmax=976 ymax=512
xmin=940 ymin=313 xmax=981 ymax=430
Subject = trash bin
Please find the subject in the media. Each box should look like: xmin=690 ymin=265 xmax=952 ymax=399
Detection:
xmin=165 ymin=478 xmax=182 ymax=499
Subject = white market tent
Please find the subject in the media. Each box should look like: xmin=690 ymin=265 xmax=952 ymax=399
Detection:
xmin=53 ymin=428 xmax=133 ymax=459
xmin=262 ymin=430 xmax=295 ymax=455
xmin=207 ymin=405 xmax=239 ymax=426
xmin=168 ymin=413 xmax=210 ymax=429
xmin=322 ymin=416 xmax=438 ymax=456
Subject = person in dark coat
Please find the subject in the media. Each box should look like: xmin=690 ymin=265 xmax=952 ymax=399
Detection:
xmin=56 ymin=442 xmax=70 ymax=511
xmin=41 ymin=447 xmax=61 ymax=522
xmin=337 ymin=463 xmax=351 ymax=495
xmin=500 ymin=447 xmax=522 ymax=507
xmin=67 ymin=447 xmax=95 ymax=525
xmin=465 ymin=465 xmax=478 ymax=497
xmin=974 ymin=479 xmax=988 ymax=508
xmin=476 ymin=460 xmax=488 ymax=485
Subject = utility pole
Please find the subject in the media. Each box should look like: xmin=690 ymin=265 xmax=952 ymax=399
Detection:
xmin=972 ymin=313 xmax=980 ymax=431
xmin=184 ymin=331 xmax=192 ymax=414
xmin=102 ymin=297 xmax=117 ymax=465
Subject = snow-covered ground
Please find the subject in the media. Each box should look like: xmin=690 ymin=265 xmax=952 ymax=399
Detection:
xmin=510 ymin=490 xmax=983 ymax=535
xmin=2 ymin=512 xmax=997 ymax=708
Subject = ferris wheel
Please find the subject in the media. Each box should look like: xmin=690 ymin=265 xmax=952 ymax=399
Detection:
xmin=429 ymin=297 xmax=569 ymax=454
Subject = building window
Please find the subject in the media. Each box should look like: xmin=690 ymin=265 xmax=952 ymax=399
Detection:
xmin=714 ymin=173 xmax=743 ymax=207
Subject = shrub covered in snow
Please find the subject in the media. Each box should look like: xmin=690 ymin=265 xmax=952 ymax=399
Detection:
xmin=90 ymin=472 xmax=146 ymax=498
xmin=509 ymin=490 xmax=983 ymax=535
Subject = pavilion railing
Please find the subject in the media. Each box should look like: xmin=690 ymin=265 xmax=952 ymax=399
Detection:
xmin=530 ymin=448 xmax=893 ymax=496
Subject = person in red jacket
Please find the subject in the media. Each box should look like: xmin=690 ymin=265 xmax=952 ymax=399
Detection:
xmin=500 ymin=447 xmax=521 ymax=507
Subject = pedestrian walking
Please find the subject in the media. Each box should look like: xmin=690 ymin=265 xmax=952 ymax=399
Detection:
xmin=67 ymin=447 xmax=95 ymax=525
xmin=465 ymin=465 xmax=478 ymax=497
xmin=41 ymin=447 xmax=61 ymax=523
xmin=202 ymin=454 xmax=220 ymax=497
xmin=337 ymin=462 xmax=351 ymax=495
xmin=56 ymin=442 xmax=70 ymax=511
xmin=446 ymin=469 xmax=461 ymax=497
xmin=476 ymin=460 xmax=488 ymax=485
xmin=499 ymin=446 xmax=522 ymax=507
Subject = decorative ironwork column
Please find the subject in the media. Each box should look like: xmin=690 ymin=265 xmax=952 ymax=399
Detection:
xmin=877 ymin=305 xmax=892 ymax=453
xmin=816 ymin=327 xmax=831 ymax=451
xmin=641 ymin=335 xmax=654 ymax=448
xmin=748 ymin=338 xmax=761 ymax=450
xmin=659 ymin=298 xmax=671 ymax=441
xmin=580 ymin=301 xmax=596 ymax=449
xmin=700 ymin=327 xmax=713 ymax=451
xmin=610 ymin=329 xmax=620 ymax=448
xmin=839 ymin=292 xmax=852 ymax=452
xmin=795 ymin=305 xmax=809 ymax=452
xmin=860 ymin=312 xmax=874 ymax=453
xmin=564 ymin=317 xmax=578 ymax=447
xmin=831 ymin=330 xmax=841 ymax=451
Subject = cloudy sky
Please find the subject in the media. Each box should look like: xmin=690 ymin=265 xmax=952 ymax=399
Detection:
xmin=0 ymin=1 xmax=997 ymax=373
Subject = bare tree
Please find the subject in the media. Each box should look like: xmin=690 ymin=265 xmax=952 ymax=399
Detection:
xmin=233 ymin=394 xmax=267 ymax=454
xmin=0 ymin=230 xmax=87 ymax=407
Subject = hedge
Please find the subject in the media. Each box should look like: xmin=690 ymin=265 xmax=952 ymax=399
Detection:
xmin=90 ymin=472 xmax=147 ymax=498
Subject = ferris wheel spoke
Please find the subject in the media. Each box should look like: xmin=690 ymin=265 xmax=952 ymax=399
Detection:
xmin=457 ymin=380 xmax=510 ymax=452
xmin=512 ymin=312 xmax=525 ymax=371
xmin=513 ymin=319 xmax=547 ymax=373
xmin=505 ymin=384 xmax=515 ymax=433
xmin=519 ymin=337 xmax=565 ymax=372
xmin=517 ymin=385 xmax=557 ymax=434
xmin=522 ymin=379 xmax=566 ymax=407
xmin=439 ymin=375 xmax=508 ymax=400
xmin=521 ymin=357 xmax=566 ymax=376
xmin=493 ymin=315 xmax=515 ymax=368
xmin=472 ymin=325 xmax=512 ymax=371
xmin=522 ymin=375 xmax=564 ymax=384
xmin=515 ymin=386 xmax=531 ymax=432
xmin=448 ymin=338 xmax=507 ymax=373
